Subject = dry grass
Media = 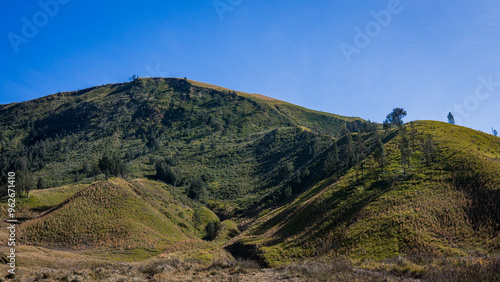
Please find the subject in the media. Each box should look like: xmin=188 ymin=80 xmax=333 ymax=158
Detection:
xmin=1 ymin=246 xmax=499 ymax=281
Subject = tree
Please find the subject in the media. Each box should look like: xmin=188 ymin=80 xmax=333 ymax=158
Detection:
xmin=187 ymin=177 xmax=207 ymax=201
xmin=293 ymin=170 xmax=302 ymax=186
xmin=344 ymin=134 xmax=356 ymax=167
xmin=98 ymin=153 xmax=114 ymax=181
xmin=400 ymin=128 xmax=411 ymax=177
xmin=98 ymin=152 xmax=127 ymax=181
xmin=129 ymin=74 xmax=139 ymax=81
xmin=155 ymin=161 xmax=182 ymax=186
xmin=340 ymin=125 xmax=350 ymax=137
xmin=303 ymin=167 xmax=310 ymax=177
xmin=16 ymin=170 xmax=34 ymax=198
xmin=37 ymin=177 xmax=45 ymax=190
xmin=279 ymin=161 xmax=294 ymax=181
xmin=284 ymin=185 xmax=292 ymax=198
xmin=384 ymin=108 xmax=407 ymax=127
xmin=373 ymin=133 xmax=387 ymax=172
xmin=493 ymin=127 xmax=498 ymax=137
xmin=82 ymin=162 xmax=90 ymax=176
xmin=310 ymin=137 xmax=322 ymax=157
xmin=421 ymin=133 xmax=436 ymax=166
xmin=91 ymin=162 xmax=100 ymax=182
xmin=73 ymin=173 xmax=80 ymax=184
xmin=14 ymin=157 xmax=28 ymax=171
xmin=447 ymin=112 xmax=455 ymax=124
xmin=409 ymin=121 xmax=417 ymax=151
xmin=114 ymin=154 xmax=127 ymax=177
xmin=324 ymin=141 xmax=341 ymax=180
xmin=355 ymin=135 xmax=366 ymax=180
xmin=383 ymin=119 xmax=391 ymax=130
xmin=205 ymin=221 xmax=218 ymax=241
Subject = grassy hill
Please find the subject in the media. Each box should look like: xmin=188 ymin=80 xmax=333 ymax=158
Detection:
xmin=4 ymin=178 xmax=230 ymax=263
xmin=0 ymin=77 xmax=365 ymax=214
xmin=19 ymin=178 xmax=187 ymax=248
xmin=232 ymin=121 xmax=500 ymax=266
xmin=1 ymin=78 xmax=499 ymax=280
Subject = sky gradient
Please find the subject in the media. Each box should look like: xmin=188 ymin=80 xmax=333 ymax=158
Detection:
xmin=1 ymin=0 xmax=499 ymax=133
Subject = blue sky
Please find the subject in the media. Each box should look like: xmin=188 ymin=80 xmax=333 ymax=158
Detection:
xmin=1 ymin=0 xmax=499 ymax=133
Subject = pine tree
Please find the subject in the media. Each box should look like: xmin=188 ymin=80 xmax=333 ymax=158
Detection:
xmin=400 ymin=128 xmax=411 ymax=177
xmin=205 ymin=221 xmax=218 ymax=241
xmin=98 ymin=152 xmax=114 ymax=181
xmin=98 ymin=152 xmax=127 ymax=181
xmin=421 ymin=133 xmax=436 ymax=166
xmin=356 ymin=135 xmax=366 ymax=180
xmin=187 ymin=177 xmax=207 ymax=201
xmin=323 ymin=142 xmax=340 ymax=178
xmin=155 ymin=161 xmax=182 ymax=186
xmin=410 ymin=121 xmax=417 ymax=151
xmin=82 ymin=162 xmax=90 ymax=177
xmin=447 ymin=112 xmax=455 ymax=124
xmin=332 ymin=141 xmax=341 ymax=180
xmin=373 ymin=132 xmax=387 ymax=172
xmin=16 ymin=170 xmax=34 ymax=198
xmin=284 ymin=185 xmax=292 ymax=198
xmin=37 ymin=177 xmax=45 ymax=190
xmin=344 ymin=134 xmax=356 ymax=167
xmin=91 ymin=162 xmax=100 ymax=182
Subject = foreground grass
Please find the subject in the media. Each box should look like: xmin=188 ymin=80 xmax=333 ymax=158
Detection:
xmin=1 ymin=254 xmax=499 ymax=281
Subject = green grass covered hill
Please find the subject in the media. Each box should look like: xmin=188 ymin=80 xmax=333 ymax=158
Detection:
xmin=19 ymin=178 xmax=188 ymax=248
xmin=233 ymin=121 xmax=500 ymax=266
xmin=0 ymin=77 xmax=365 ymax=213
xmin=1 ymin=78 xmax=499 ymax=278
xmin=6 ymin=178 xmax=228 ymax=262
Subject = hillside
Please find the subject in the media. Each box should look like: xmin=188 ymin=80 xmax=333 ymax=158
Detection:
xmin=1 ymin=178 xmax=231 ymax=263
xmin=231 ymin=121 xmax=500 ymax=266
xmin=0 ymin=77 xmax=365 ymax=214
xmin=1 ymin=79 xmax=499 ymax=280
xmin=19 ymin=178 xmax=188 ymax=248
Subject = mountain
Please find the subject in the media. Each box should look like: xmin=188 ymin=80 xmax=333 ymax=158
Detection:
xmin=0 ymin=78 xmax=499 ymax=279
xmin=0 ymin=77 xmax=365 ymax=215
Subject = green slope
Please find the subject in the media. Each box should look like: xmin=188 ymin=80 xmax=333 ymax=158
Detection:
xmin=0 ymin=77 xmax=365 ymax=213
xmin=18 ymin=178 xmax=221 ymax=251
xmin=233 ymin=121 xmax=500 ymax=266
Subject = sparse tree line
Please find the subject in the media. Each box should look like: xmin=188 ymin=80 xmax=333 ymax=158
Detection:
xmin=448 ymin=112 xmax=497 ymax=137
xmin=313 ymin=108 xmax=437 ymax=192
xmin=153 ymin=155 xmax=209 ymax=202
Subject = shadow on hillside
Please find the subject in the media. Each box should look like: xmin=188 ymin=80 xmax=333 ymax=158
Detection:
xmin=264 ymin=175 xmax=393 ymax=251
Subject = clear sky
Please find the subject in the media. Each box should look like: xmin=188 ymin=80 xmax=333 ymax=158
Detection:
xmin=1 ymin=0 xmax=499 ymax=133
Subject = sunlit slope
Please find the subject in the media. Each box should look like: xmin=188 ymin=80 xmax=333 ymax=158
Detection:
xmin=237 ymin=121 xmax=500 ymax=265
xmin=18 ymin=178 xmax=220 ymax=249
xmin=0 ymin=77 xmax=365 ymax=211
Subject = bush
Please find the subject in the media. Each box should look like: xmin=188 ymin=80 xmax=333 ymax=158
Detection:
xmin=187 ymin=177 xmax=207 ymax=201
xmin=155 ymin=161 xmax=182 ymax=186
